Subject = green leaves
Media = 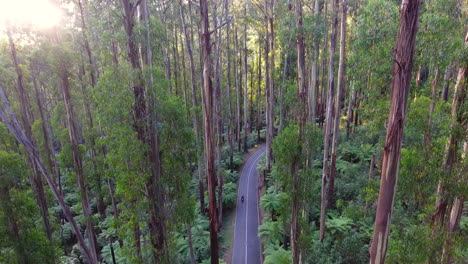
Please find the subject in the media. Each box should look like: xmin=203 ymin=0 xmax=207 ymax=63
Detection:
xmin=326 ymin=214 xmax=353 ymax=235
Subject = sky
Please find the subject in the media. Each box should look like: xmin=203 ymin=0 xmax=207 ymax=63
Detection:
xmin=0 ymin=0 xmax=62 ymax=30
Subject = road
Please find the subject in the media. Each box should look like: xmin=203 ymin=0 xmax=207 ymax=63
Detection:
xmin=232 ymin=146 xmax=265 ymax=264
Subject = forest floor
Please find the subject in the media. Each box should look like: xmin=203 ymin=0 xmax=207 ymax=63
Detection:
xmin=222 ymin=144 xmax=265 ymax=263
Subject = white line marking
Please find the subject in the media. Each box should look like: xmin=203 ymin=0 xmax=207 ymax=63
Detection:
xmin=245 ymin=150 xmax=264 ymax=264
xmin=231 ymin=148 xmax=265 ymax=264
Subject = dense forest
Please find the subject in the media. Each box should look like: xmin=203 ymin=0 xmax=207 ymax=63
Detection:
xmin=0 ymin=0 xmax=466 ymax=263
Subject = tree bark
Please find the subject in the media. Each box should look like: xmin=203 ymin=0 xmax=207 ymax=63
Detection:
xmin=187 ymin=224 xmax=197 ymax=264
xmin=441 ymin=65 xmax=452 ymax=102
xmin=432 ymin=32 xmax=467 ymax=231
xmin=77 ymin=60 xmax=105 ymax=220
xmin=0 ymin=86 xmax=95 ymax=264
xmin=213 ymin=2 xmax=224 ymax=228
xmin=224 ymin=0 xmax=234 ymax=172
xmin=346 ymin=82 xmax=355 ymax=139
xmin=441 ymin=140 xmax=467 ymax=264
xmin=199 ymin=0 xmax=219 ymax=263
xmin=424 ymin=68 xmax=439 ymax=149
xmin=77 ymin=0 xmax=97 ymax=88
xmin=279 ymin=31 xmax=294 ymax=134
xmin=257 ymin=41 xmax=262 ymax=143
xmin=6 ymin=25 xmax=52 ymax=242
xmin=179 ymin=1 xmax=205 ymax=215
xmin=243 ymin=4 xmax=249 ymax=153
xmin=160 ymin=1 xmax=172 ymax=92
xmin=328 ymin=0 xmax=347 ymax=208
xmin=320 ymin=0 xmax=339 ymax=242
xmin=308 ymin=0 xmax=320 ymax=124
xmin=31 ymin=76 xmax=60 ymax=188
xmin=369 ymin=154 xmax=375 ymax=180
xmin=369 ymin=1 xmax=420 ymax=262
xmin=78 ymin=0 xmax=105 ymax=222
xmin=265 ymin=0 xmax=274 ymax=171
xmin=292 ymin=0 xmax=307 ymax=262
xmin=235 ymin=28 xmax=242 ymax=152
xmin=122 ymin=0 xmax=167 ymax=261
xmin=319 ymin=1 xmax=329 ymax=120
xmin=59 ymin=66 xmax=100 ymax=262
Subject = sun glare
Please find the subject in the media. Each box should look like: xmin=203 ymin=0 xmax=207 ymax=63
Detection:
xmin=0 ymin=0 xmax=62 ymax=29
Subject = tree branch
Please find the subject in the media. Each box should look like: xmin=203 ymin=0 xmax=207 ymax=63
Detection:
xmin=209 ymin=16 xmax=233 ymax=35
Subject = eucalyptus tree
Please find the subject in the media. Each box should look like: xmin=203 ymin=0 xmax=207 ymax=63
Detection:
xmin=369 ymin=1 xmax=420 ymax=262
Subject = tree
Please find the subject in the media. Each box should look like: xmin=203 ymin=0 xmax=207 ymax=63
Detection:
xmin=292 ymin=0 xmax=307 ymax=261
xmin=328 ymin=0 xmax=347 ymax=209
xmin=320 ymin=0 xmax=339 ymax=242
xmin=199 ymin=0 xmax=219 ymax=263
xmin=433 ymin=31 xmax=467 ymax=264
xmin=55 ymin=49 xmax=100 ymax=262
xmin=121 ymin=0 xmax=167 ymax=261
xmin=0 ymin=86 xmax=95 ymax=263
xmin=179 ymin=0 xmax=205 ymax=215
xmin=243 ymin=3 xmax=249 ymax=153
xmin=6 ymin=23 xmax=52 ymax=242
xmin=369 ymin=1 xmax=421 ymax=263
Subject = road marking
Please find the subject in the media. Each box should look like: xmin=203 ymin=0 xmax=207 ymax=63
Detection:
xmin=231 ymin=147 xmax=265 ymax=264
xmin=245 ymin=150 xmax=264 ymax=264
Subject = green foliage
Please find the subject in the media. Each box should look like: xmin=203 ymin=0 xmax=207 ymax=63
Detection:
xmin=264 ymin=245 xmax=291 ymax=264
xmin=223 ymin=169 xmax=239 ymax=183
xmin=0 ymin=151 xmax=56 ymax=263
xmin=326 ymin=214 xmax=353 ymax=236
xmin=259 ymin=220 xmax=284 ymax=246
xmin=272 ymin=124 xmax=301 ymax=181
xmin=221 ymin=182 xmax=237 ymax=209
xmin=387 ymin=224 xmax=434 ymax=264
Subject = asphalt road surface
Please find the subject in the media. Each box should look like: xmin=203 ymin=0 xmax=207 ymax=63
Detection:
xmin=232 ymin=146 xmax=266 ymax=264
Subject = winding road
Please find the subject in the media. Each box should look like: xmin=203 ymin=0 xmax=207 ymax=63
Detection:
xmin=232 ymin=146 xmax=265 ymax=264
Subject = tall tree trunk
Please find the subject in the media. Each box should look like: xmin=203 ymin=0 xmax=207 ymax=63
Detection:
xmin=292 ymin=0 xmax=307 ymax=262
xmin=369 ymin=1 xmax=420 ymax=262
xmin=235 ymin=28 xmax=242 ymax=152
xmin=441 ymin=141 xmax=466 ymax=263
xmin=122 ymin=0 xmax=167 ymax=261
xmin=346 ymin=82 xmax=355 ymax=139
xmin=320 ymin=0 xmax=339 ymax=242
xmin=424 ymin=68 xmax=439 ymax=149
xmin=328 ymin=0 xmax=347 ymax=208
xmin=224 ymin=0 xmax=234 ymax=172
xmin=179 ymin=1 xmax=205 ymax=214
xmin=279 ymin=31 xmax=294 ymax=134
xmin=243 ymin=4 xmax=249 ymax=153
xmin=161 ymin=1 xmax=172 ymax=92
xmin=59 ymin=67 xmax=100 ymax=262
xmin=319 ymin=1 xmax=329 ymax=120
xmin=77 ymin=62 xmax=106 ymax=220
xmin=441 ymin=65 xmax=452 ymax=102
xmin=187 ymin=224 xmax=197 ymax=264
xmin=78 ymin=0 xmax=107 ymax=221
xmin=6 ymin=25 xmax=52 ymax=242
xmin=77 ymin=0 xmax=97 ymax=87
xmin=0 ymin=87 xmax=95 ymax=264
xmin=257 ymin=42 xmax=262 ymax=142
xmin=173 ymin=24 xmax=180 ymax=96
xmin=199 ymin=0 xmax=220 ymax=263
xmin=181 ymin=33 xmax=190 ymax=118
xmin=213 ymin=3 xmax=224 ymax=228
xmin=369 ymin=154 xmax=375 ymax=180
xmin=432 ymin=32 xmax=467 ymax=231
xmin=265 ymin=0 xmax=273 ymax=171
xmin=250 ymin=69 xmax=255 ymax=129
xmin=269 ymin=0 xmax=276 ymax=136
xmin=31 ymin=76 xmax=60 ymax=188
xmin=308 ymin=0 xmax=320 ymax=124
